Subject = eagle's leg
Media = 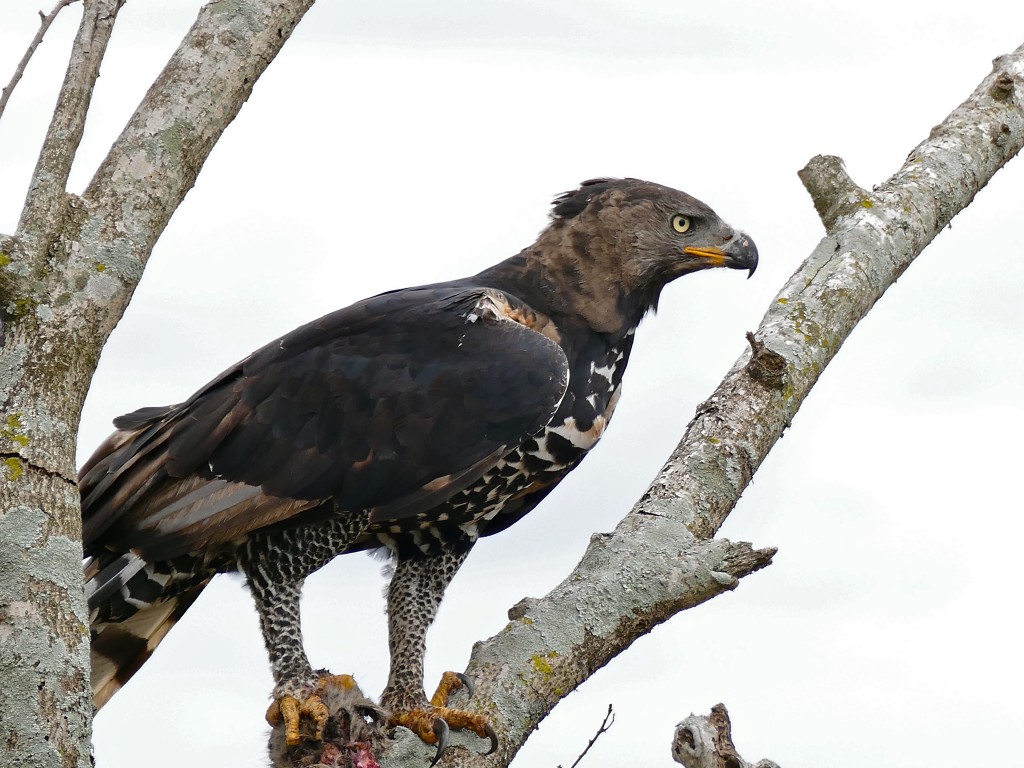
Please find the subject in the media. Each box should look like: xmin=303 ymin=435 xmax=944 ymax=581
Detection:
xmin=241 ymin=514 xmax=368 ymax=747
xmin=245 ymin=567 xmax=328 ymax=746
xmin=381 ymin=541 xmax=497 ymax=758
xmin=247 ymin=575 xmax=326 ymax=743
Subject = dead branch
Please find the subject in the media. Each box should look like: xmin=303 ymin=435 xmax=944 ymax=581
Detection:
xmin=558 ymin=705 xmax=615 ymax=768
xmin=673 ymin=704 xmax=779 ymax=768
xmin=16 ymin=0 xmax=122 ymax=242
xmin=0 ymin=0 xmax=82 ymax=122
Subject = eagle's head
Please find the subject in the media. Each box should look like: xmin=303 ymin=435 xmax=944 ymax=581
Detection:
xmin=539 ymin=178 xmax=758 ymax=330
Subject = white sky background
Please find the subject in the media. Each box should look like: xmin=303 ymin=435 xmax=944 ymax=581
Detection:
xmin=2 ymin=2 xmax=1023 ymax=766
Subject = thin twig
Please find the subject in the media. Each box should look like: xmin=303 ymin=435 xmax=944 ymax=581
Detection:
xmin=0 ymin=0 xmax=82 ymax=122
xmin=557 ymin=704 xmax=615 ymax=768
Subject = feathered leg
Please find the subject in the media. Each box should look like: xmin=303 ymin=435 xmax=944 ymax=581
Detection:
xmin=381 ymin=541 xmax=497 ymax=760
xmin=240 ymin=512 xmax=369 ymax=746
xmin=247 ymin=575 xmax=315 ymax=695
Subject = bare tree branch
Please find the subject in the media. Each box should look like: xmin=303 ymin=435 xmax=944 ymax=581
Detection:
xmin=648 ymin=51 xmax=1024 ymax=545
xmin=558 ymin=705 xmax=614 ymax=768
xmin=16 ymin=0 xmax=122 ymax=245
xmin=74 ymin=0 xmax=317 ymax=343
xmin=0 ymin=0 xmax=82 ymax=123
xmin=3 ymin=0 xmax=320 ymax=480
xmin=673 ymin=704 xmax=779 ymax=768
xmin=373 ymin=40 xmax=1024 ymax=768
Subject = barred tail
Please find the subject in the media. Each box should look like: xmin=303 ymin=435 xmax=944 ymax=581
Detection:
xmin=90 ymin=581 xmax=209 ymax=709
xmin=87 ymin=552 xmax=212 ymax=709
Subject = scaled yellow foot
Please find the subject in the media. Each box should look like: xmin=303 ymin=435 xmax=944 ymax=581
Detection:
xmin=266 ymin=674 xmax=358 ymax=746
xmin=389 ymin=671 xmax=497 ymax=756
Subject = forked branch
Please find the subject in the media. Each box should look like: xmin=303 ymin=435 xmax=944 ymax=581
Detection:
xmin=16 ymin=0 xmax=122 ymax=242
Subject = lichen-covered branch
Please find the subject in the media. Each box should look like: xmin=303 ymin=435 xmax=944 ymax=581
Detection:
xmin=641 ymin=42 xmax=1024 ymax=544
xmin=16 ymin=0 xmax=122 ymax=246
xmin=76 ymin=0 xmax=311 ymax=338
xmin=379 ymin=538 xmax=775 ymax=767
xmin=672 ymin=704 xmax=779 ymax=768
xmin=372 ymin=41 xmax=1024 ymax=768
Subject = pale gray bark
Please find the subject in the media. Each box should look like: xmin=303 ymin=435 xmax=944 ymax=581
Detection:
xmin=672 ymin=704 xmax=779 ymax=768
xmin=0 ymin=2 xmax=316 ymax=765
xmin=375 ymin=43 xmax=1024 ymax=768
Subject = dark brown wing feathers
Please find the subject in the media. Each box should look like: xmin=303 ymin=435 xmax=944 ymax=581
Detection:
xmin=80 ymin=285 xmax=569 ymax=561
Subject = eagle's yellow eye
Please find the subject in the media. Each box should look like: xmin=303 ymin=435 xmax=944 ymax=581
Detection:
xmin=671 ymin=214 xmax=691 ymax=234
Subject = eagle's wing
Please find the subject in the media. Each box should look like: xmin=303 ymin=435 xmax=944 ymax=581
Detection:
xmin=80 ymin=285 xmax=568 ymax=562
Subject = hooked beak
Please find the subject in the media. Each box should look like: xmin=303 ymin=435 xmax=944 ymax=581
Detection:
xmin=683 ymin=233 xmax=759 ymax=278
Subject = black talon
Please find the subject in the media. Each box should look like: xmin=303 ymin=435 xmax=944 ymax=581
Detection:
xmin=429 ymin=717 xmax=450 ymax=767
xmin=483 ymin=722 xmax=499 ymax=755
xmin=454 ymin=672 xmax=474 ymax=699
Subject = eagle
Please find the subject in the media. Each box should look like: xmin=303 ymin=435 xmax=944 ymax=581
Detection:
xmin=81 ymin=178 xmax=757 ymax=760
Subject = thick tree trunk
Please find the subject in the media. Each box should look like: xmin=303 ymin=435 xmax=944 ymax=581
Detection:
xmin=1 ymin=5 xmax=125 ymax=763
xmin=0 ymin=2 xmax=317 ymax=765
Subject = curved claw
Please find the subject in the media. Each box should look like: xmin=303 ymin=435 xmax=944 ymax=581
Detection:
xmin=453 ymin=672 xmax=474 ymax=700
xmin=429 ymin=717 xmax=451 ymax=768
xmin=483 ymin=722 xmax=499 ymax=755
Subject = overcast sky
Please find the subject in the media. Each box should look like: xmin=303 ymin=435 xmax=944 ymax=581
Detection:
xmin=2 ymin=2 xmax=1023 ymax=767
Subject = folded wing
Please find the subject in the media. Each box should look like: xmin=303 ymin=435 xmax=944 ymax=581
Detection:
xmin=80 ymin=285 xmax=569 ymax=563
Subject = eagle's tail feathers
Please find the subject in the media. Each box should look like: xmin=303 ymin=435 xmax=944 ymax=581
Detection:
xmin=90 ymin=579 xmax=210 ymax=710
